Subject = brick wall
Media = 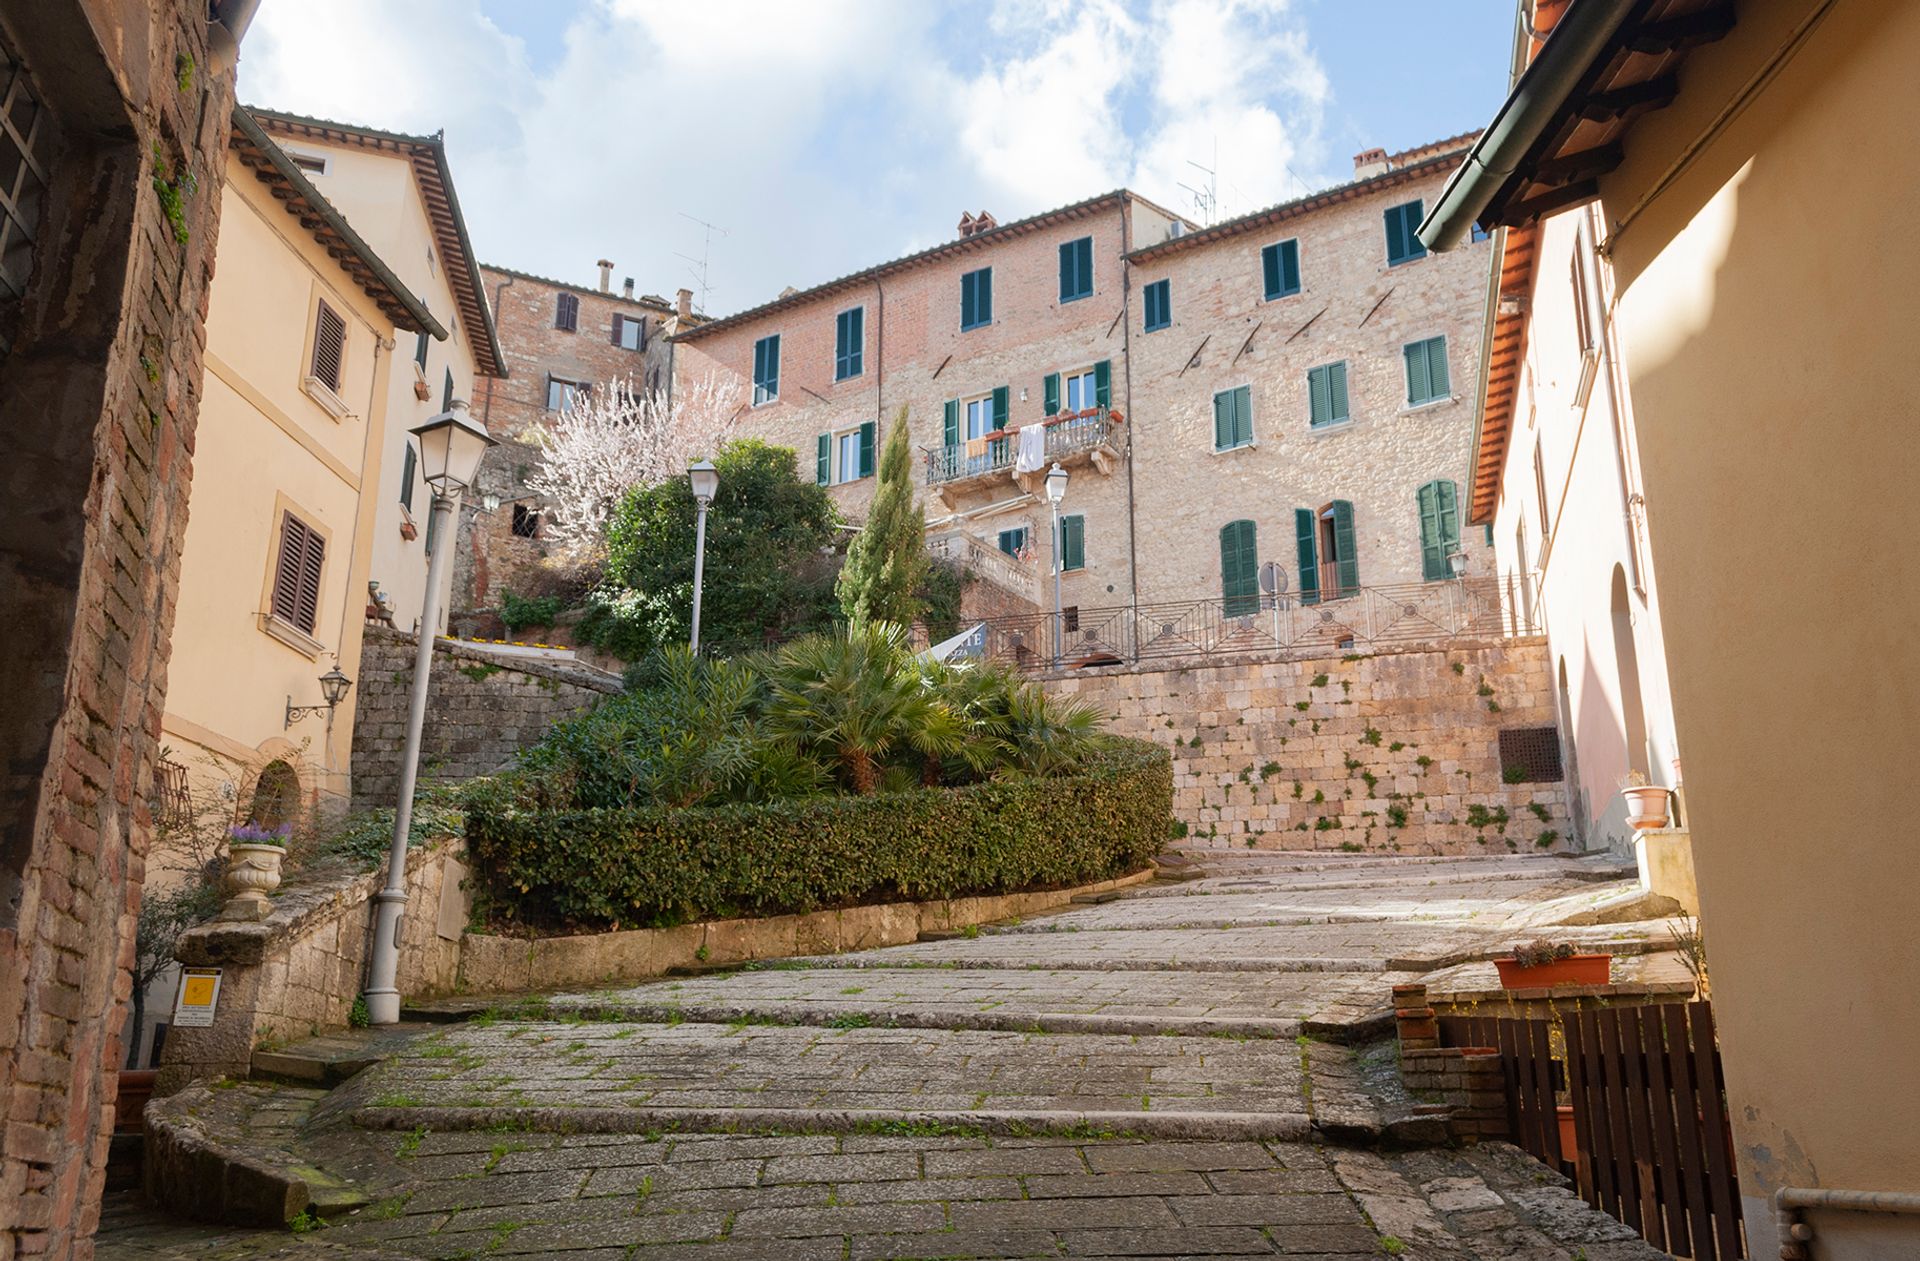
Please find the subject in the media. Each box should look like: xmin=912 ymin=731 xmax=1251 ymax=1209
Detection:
xmin=1392 ymin=983 xmax=1509 ymax=1141
xmin=349 ymin=627 xmax=621 ymax=812
xmin=1042 ymin=638 xmax=1571 ymax=853
xmin=0 ymin=4 xmax=236 ymax=1256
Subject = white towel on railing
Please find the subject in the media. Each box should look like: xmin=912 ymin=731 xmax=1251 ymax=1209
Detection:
xmin=1014 ymin=423 xmax=1047 ymax=473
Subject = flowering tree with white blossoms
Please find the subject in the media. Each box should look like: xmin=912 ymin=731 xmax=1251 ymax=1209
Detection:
xmin=523 ymin=373 xmax=742 ymax=554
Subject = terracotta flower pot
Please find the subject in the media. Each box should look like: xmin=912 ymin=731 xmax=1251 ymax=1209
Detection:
xmin=1494 ymin=952 xmax=1612 ymax=989
xmin=1621 ymin=784 xmax=1672 ymax=831
xmin=1556 ymin=1104 xmax=1577 ymax=1158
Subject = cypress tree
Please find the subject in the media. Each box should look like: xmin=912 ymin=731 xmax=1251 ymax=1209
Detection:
xmin=836 ymin=405 xmax=927 ymax=625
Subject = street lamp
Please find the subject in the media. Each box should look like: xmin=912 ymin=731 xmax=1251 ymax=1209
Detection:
xmin=364 ymin=400 xmax=495 ymax=1026
xmin=1447 ymin=550 xmax=1469 ymax=579
xmin=687 ymin=460 xmax=719 ymax=654
xmin=284 ymin=665 xmax=354 ymax=732
xmin=1045 ymin=463 xmax=1068 ymax=667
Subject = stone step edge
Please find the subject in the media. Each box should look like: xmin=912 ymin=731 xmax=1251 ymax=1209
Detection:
xmin=352 ymin=1103 xmax=1311 ymax=1143
xmin=145 ymin=1085 xmax=370 ymax=1228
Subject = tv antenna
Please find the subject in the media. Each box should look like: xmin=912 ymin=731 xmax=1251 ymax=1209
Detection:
xmin=1177 ymin=140 xmax=1220 ymax=226
xmin=675 ymin=212 xmax=727 ymax=315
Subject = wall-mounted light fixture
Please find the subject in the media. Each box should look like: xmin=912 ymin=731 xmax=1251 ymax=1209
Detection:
xmin=285 ymin=665 xmax=353 ymax=730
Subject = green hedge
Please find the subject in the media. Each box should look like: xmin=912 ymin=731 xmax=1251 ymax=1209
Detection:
xmin=463 ymin=738 xmax=1171 ymax=930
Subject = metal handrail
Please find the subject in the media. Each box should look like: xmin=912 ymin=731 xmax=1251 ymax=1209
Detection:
xmin=923 ymin=409 xmax=1119 ymax=485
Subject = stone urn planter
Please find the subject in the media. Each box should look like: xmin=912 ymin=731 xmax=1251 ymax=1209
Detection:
xmin=1621 ymin=784 xmax=1672 ymax=831
xmin=220 ymin=825 xmax=289 ymax=921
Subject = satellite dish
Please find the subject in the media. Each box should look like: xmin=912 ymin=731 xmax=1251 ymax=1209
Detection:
xmin=1258 ymin=561 xmax=1287 ymax=595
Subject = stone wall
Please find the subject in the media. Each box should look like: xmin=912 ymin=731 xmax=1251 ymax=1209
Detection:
xmin=0 ymin=4 xmax=236 ymax=1257
xmin=350 ymin=627 xmax=620 ymax=812
xmin=157 ymin=839 xmax=469 ymax=1090
xmin=1044 ymin=638 xmax=1571 ymax=854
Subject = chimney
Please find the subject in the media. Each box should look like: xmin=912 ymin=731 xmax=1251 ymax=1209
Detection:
xmin=1352 ymin=148 xmax=1390 ymax=180
xmin=622 ymin=276 xmax=635 ymax=300
xmin=676 ymin=287 xmax=693 ymax=319
xmin=956 ymin=211 xmax=975 ymax=238
xmin=596 ymin=259 xmax=614 ymax=293
xmin=956 ymin=210 xmax=999 ymax=239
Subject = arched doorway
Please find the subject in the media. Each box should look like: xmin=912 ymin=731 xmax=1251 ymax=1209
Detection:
xmin=1611 ymin=565 xmax=1650 ymax=777
xmin=245 ymin=760 xmax=301 ymax=830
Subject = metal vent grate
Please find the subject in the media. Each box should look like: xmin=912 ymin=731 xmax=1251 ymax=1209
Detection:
xmin=0 ymin=30 xmax=57 ymax=363
xmin=1499 ymin=725 xmax=1564 ymax=782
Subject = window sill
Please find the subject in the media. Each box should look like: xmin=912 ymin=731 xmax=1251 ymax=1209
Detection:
xmin=834 ymin=371 xmax=865 ymax=385
xmin=302 ymin=376 xmax=357 ymax=423
xmin=1263 ymin=290 xmax=1301 ymax=303
xmin=260 ymin=612 xmax=326 ymax=659
xmin=1387 ymin=255 xmax=1428 ymax=269
xmin=1059 ymin=293 xmax=1092 ymax=306
xmin=1211 ymin=440 xmax=1258 ymax=455
xmin=1143 ymin=323 xmax=1169 ymax=334
xmin=1309 ymin=419 xmax=1355 ymax=436
xmin=1400 ymin=396 xmax=1457 ymax=415
xmin=751 ymin=396 xmax=779 ymax=408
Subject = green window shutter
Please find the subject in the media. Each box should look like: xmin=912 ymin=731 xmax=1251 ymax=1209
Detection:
xmin=960 ymin=274 xmax=974 ymax=329
xmin=1143 ymin=278 xmax=1169 ymax=330
xmin=1282 ymin=240 xmax=1301 ymax=293
xmin=816 ymin=433 xmax=830 ymax=485
xmin=1308 ymin=366 xmax=1330 ymax=428
xmin=1418 ymin=481 xmax=1446 ymax=580
xmin=1262 ymin=244 xmax=1282 ymax=299
xmin=1093 ymin=360 xmax=1111 ymax=409
xmin=836 ymin=308 xmax=864 ymax=379
xmin=1385 ymin=205 xmax=1409 ymax=263
xmin=980 ymin=268 xmax=992 ymax=324
xmin=1294 ymin=508 xmax=1320 ymax=606
xmin=1043 ymin=373 xmax=1060 ymax=416
xmin=991 ymin=386 xmax=1009 ymax=430
xmin=1060 ymin=515 xmax=1085 ymax=571
xmin=859 ymin=421 xmax=876 ymax=477
xmin=1436 ymin=480 xmax=1460 ymax=565
xmin=1404 ymin=339 xmax=1429 ymax=405
xmin=1214 ymin=391 xmax=1232 ymax=449
xmin=1427 ymin=336 xmax=1449 ymax=398
xmin=1233 ymin=385 xmax=1252 ymax=447
xmin=1220 ymin=520 xmax=1259 ymax=617
xmin=943 ymin=399 xmax=959 ymax=447
xmin=1330 ymin=361 xmax=1349 ymax=423
xmin=399 ymin=443 xmax=415 ymax=511
xmin=1059 ymin=241 xmax=1073 ymax=301
xmin=1332 ymin=499 xmax=1359 ymax=595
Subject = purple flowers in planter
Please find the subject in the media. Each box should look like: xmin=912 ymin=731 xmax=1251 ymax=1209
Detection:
xmin=228 ymin=822 xmax=293 ymax=846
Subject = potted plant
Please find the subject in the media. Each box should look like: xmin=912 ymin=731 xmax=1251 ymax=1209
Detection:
xmin=1494 ymin=940 xmax=1611 ymax=989
xmin=1619 ymin=770 xmax=1672 ymax=831
xmin=220 ymin=822 xmax=290 ymax=920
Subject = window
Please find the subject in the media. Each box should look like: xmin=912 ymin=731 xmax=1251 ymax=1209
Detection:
xmin=399 ymin=443 xmax=416 ymax=512
xmin=441 ymin=367 xmax=455 ymax=411
xmin=835 ymin=306 xmax=864 ymax=380
xmin=998 ymin=527 xmax=1028 ymax=557
xmin=1046 ymin=364 xmax=1109 ymax=416
xmin=1063 ymin=369 xmax=1099 ymax=414
xmin=1058 ymin=236 xmax=1093 ymax=303
xmin=1384 ymin=200 xmax=1427 ymax=266
xmin=1220 ymin=519 xmax=1259 ymax=617
xmin=1570 ymin=241 xmax=1598 ymax=357
xmin=546 ymin=375 xmax=587 ymax=413
xmin=1262 ymin=239 xmax=1301 ymax=299
xmin=1294 ymin=500 xmax=1357 ymax=604
xmin=309 ymin=299 xmax=346 ymax=394
xmin=1470 ymin=222 xmax=1492 ymax=244
xmin=965 ymin=396 xmax=995 ymax=441
xmin=554 ymin=292 xmax=579 ymax=331
xmin=752 ymin=333 xmax=780 ymax=404
xmin=960 ymin=266 xmax=993 ymax=330
xmin=613 ymin=314 xmax=646 ymax=351
xmin=413 ymin=329 xmax=429 ymax=371
xmin=1404 ymin=335 xmax=1450 ymax=406
xmin=1057 ymin=514 xmax=1086 ymax=572
xmin=0 ymin=35 xmax=53 ymax=366
xmin=1307 ymin=361 xmax=1350 ymax=428
xmin=425 ymin=243 xmax=436 ymax=277
xmin=1142 ymin=279 xmax=1170 ymax=332
xmin=1213 ymin=384 xmax=1253 ymax=451
xmin=269 ymin=511 xmax=327 ymax=636
xmin=819 ymin=422 xmax=876 ymax=483
xmin=511 ymin=504 xmax=540 ymax=539
xmin=1417 ymin=479 xmax=1461 ymax=581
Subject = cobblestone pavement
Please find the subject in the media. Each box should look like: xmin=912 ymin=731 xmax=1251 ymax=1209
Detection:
xmin=101 ymin=854 xmax=1676 ymax=1258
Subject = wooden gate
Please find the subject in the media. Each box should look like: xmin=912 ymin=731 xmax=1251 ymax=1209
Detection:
xmin=1438 ymin=1002 xmax=1746 ymax=1260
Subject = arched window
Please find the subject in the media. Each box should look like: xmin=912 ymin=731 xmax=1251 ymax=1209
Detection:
xmin=1219 ymin=520 xmax=1258 ymax=617
xmin=1417 ymin=479 xmax=1461 ymax=581
xmin=245 ymin=761 xmax=301 ymax=831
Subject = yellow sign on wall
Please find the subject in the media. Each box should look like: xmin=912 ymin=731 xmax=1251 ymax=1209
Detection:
xmin=172 ymin=967 xmax=222 ymax=1028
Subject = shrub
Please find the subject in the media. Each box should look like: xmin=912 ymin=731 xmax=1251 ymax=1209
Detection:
xmin=463 ymin=739 xmax=1172 ymax=930
xmin=500 ymin=591 xmax=561 ymax=633
xmin=836 ymin=407 xmax=926 ymax=625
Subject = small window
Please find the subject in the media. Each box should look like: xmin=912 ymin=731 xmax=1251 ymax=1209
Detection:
xmin=1404 ymin=335 xmax=1450 ymax=406
xmin=310 ymin=299 xmax=346 ymax=394
xmin=511 ymin=504 xmax=540 ymax=539
xmin=1307 ymin=361 xmax=1350 ymax=428
xmin=1142 ymin=279 xmax=1170 ymax=332
xmin=441 ymin=367 xmax=455 ymax=411
xmin=1499 ymin=726 xmax=1564 ymax=782
xmin=1063 ymin=605 xmax=1080 ymax=633
xmin=835 ymin=307 xmax=864 ymax=380
xmin=269 ymin=510 xmax=327 ymax=636
xmin=413 ymin=330 xmax=429 ymax=371
xmin=1417 ymin=479 xmax=1461 ymax=581
xmin=1058 ymin=514 xmax=1086 ymax=572
xmin=1384 ymin=200 xmax=1427 ymax=266
xmin=837 ymin=430 xmax=862 ymax=484
xmin=752 ymin=333 xmax=780 ymax=404
xmin=399 ymin=443 xmax=416 ymax=512
xmin=1062 ymin=369 xmax=1099 ymax=414
xmin=1058 ymin=236 xmax=1093 ymax=303
xmin=998 ymin=527 xmax=1028 ymax=557
xmin=554 ymin=292 xmax=579 ymax=331
xmin=965 ymin=396 xmax=995 ymax=441
xmin=613 ymin=314 xmax=646 ymax=351
xmin=1213 ymin=384 xmax=1253 ymax=451
xmin=1262 ymin=239 xmax=1301 ymax=299
xmin=546 ymin=376 xmax=587 ymax=413
xmin=960 ymin=266 xmax=993 ymax=330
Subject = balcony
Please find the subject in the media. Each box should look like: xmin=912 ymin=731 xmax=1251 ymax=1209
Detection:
xmin=923 ymin=408 xmax=1122 ymax=498
xmin=926 ymin=528 xmax=1038 ymax=605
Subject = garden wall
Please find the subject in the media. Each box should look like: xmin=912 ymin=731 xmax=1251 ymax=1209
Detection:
xmin=350 ymin=626 xmax=621 ymax=812
xmin=1042 ymin=637 xmax=1572 ymax=854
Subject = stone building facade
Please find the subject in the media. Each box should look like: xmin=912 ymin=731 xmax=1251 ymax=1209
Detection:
xmin=671 ymin=136 xmax=1495 ymax=633
xmin=453 ymin=265 xmax=687 ymax=620
xmin=0 ymin=3 xmax=240 ymax=1257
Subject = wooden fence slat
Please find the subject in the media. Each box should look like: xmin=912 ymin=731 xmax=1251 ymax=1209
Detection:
xmin=1529 ymin=1017 xmax=1561 ymax=1165
xmin=1564 ymin=1009 xmax=1598 ymax=1205
xmin=1497 ymin=1019 xmax=1526 ymax=1150
xmin=1640 ymin=1007 xmax=1692 ymax=1256
xmin=1664 ymin=1003 xmax=1715 ymax=1259
xmin=1690 ymin=1003 xmax=1744 ymax=1261
xmin=1618 ymin=1008 xmax=1664 ymax=1246
xmin=1599 ymin=1008 xmax=1641 ymax=1231
xmin=1582 ymin=1010 xmax=1622 ymax=1219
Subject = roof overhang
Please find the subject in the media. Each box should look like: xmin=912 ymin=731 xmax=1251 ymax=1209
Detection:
xmin=230 ymin=109 xmax=444 ymax=337
xmin=1419 ymin=0 xmax=1734 ymax=252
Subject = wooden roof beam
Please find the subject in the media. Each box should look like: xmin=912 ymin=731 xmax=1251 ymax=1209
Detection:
xmin=1580 ymin=75 xmax=1679 ymax=121
xmin=1499 ymin=178 xmax=1601 ymax=227
xmin=1626 ymin=6 xmax=1734 ymax=56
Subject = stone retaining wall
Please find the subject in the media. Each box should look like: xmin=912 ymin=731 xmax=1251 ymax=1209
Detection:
xmin=1042 ymin=637 xmax=1571 ymax=854
xmin=350 ymin=626 xmax=621 ymax=811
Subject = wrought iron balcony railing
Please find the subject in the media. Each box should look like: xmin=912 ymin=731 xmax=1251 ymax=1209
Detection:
xmin=923 ymin=409 xmax=1119 ymax=486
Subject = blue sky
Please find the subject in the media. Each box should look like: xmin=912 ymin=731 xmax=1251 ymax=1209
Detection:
xmin=243 ymin=1 xmax=1514 ymax=320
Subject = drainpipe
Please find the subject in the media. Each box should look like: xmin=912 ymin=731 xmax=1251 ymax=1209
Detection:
xmin=1775 ymin=1187 xmax=1920 ymax=1260
xmin=1119 ymin=199 xmax=1140 ymax=614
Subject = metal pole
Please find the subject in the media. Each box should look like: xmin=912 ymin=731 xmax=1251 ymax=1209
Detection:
xmin=690 ymin=499 xmax=709 ymax=654
xmin=365 ymin=489 xmax=456 ymax=1025
xmin=1050 ymin=500 xmax=1063 ymax=668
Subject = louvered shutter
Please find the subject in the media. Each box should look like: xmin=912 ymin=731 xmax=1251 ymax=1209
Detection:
xmin=960 ymin=274 xmax=975 ymax=328
xmin=859 ymin=421 xmax=875 ymax=477
xmin=1405 ymin=340 xmax=1429 ymax=405
xmin=1434 ymin=481 xmax=1460 ymax=577
xmin=1043 ymin=374 xmax=1060 ymax=416
xmin=1220 ymin=520 xmax=1258 ymax=617
xmin=271 ymin=514 xmax=307 ymax=625
xmin=1060 ymin=515 xmax=1085 ymax=571
xmin=1214 ymin=391 xmax=1233 ymax=449
xmin=816 ymin=433 xmax=830 ymax=485
xmin=1428 ymin=338 xmax=1449 ymax=398
xmin=1419 ymin=482 xmax=1445 ymax=579
xmin=1262 ymin=244 xmax=1282 ymax=299
xmin=609 ymin=314 xmax=622 ymax=345
xmin=1308 ymin=366 xmax=1331 ymax=428
xmin=1281 ymin=240 xmax=1300 ymax=294
xmin=943 ymin=399 xmax=959 ymax=448
xmin=310 ymin=301 xmax=345 ymax=392
xmin=295 ymin=525 xmax=325 ymax=633
xmin=1059 ymin=241 xmax=1074 ymax=302
xmin=1330 ymin=362 xmax=1349 ymax=423
xmin=399 ymin=444 xmax=416 ymax=511
xmin=1385 ymin=206 xmax=1409 ymax=264
xmin=1295 ymin=508 xmax=1320 ymax=606
xmin=442 ymin=368 xmax=454 ymax=411
xmin=1332 ymin=499 xmax=1359 ymax=596
xmin=978 ymin=269 xmax=992 ymax=324
xmin=992 ymin=386 xmax=1009 ymax=430
xmin=555 ymin=293 xmax=578 ymax=331
xmin=1093 ymin=360 xmax=1111 ymax=409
